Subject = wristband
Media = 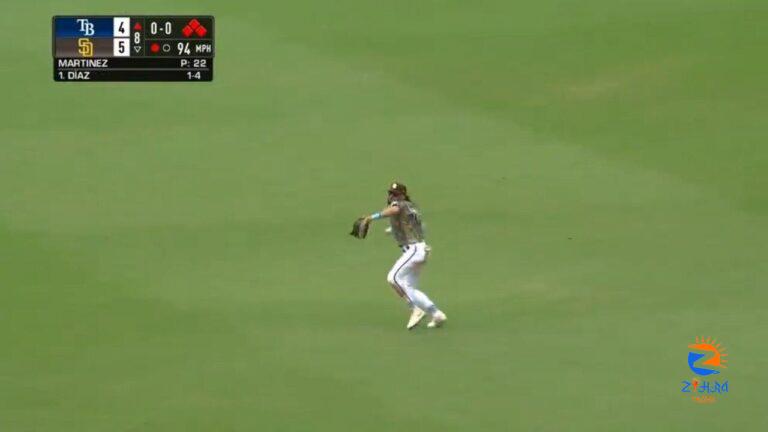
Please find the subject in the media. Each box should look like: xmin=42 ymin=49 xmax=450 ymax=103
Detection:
xmin=371 ymin=212 xmax=382 ymax=220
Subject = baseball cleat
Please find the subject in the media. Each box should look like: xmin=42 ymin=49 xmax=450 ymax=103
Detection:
xmin=427 ymin=311 xmax=447 ymax=328
xmin=407 ymin=308 xmax=426 ymax=330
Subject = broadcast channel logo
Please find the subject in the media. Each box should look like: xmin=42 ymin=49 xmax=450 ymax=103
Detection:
xmin=681 ymin=337 xmax=729 ymax=404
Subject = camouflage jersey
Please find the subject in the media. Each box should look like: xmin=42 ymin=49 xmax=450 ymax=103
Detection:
xmin=389 ymin=199 xmax=425 ymax=245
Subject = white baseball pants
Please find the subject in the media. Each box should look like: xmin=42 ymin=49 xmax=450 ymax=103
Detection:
xmin=386 ymin=242 xmax=437 ymax=313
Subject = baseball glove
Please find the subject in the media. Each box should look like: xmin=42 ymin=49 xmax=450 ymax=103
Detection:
xmin=350 ymin=217 xmax=370 ymax=239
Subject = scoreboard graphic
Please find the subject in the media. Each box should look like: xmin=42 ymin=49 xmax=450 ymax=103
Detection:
xmin=53 ymin=16 xmax=215 ymax=81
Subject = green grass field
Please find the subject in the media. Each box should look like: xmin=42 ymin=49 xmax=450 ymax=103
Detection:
xmin=2 ymin=0 xmax=767 ymax=430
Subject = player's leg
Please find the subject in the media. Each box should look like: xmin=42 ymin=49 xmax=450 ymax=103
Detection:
xmin=386 ymin=253 xmax=412 ymax=304
xmin=392 ymin=244 xmax=446 ymax=327
xmin=387 ymin=247 xmax=426 ymax=329
xmin=399 ymin=263 xmax=435 ymax=312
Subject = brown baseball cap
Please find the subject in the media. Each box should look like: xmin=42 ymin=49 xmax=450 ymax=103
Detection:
xmin=388 ymin=182 xmax=407 ymax=194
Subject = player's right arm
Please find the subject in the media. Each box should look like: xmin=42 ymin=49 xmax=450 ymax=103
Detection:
xmin=364 ymin=203 xmax=400 ymax=224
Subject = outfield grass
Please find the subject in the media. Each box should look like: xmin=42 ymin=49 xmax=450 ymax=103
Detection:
xmin=1 ymin=0 xmax=766 ymax=430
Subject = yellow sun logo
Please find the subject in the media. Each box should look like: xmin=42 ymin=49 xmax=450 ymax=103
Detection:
xmin=688 ymin=336 xmax=728 ymax=375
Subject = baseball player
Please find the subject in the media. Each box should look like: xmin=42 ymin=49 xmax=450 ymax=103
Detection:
xmin=351 ymin=182 xmax=447 ymax=329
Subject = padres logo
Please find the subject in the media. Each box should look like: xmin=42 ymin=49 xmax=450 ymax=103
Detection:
xmin=78 ymin=38 xmax=94 ymax=57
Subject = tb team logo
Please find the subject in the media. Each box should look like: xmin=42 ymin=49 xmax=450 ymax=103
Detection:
xmin=76 ymin=19 xmax=95 ymax=36
xmin=681 ymin=337 xmax=729 ymax=404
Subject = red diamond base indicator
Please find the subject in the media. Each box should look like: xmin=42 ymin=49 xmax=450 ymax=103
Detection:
xmin=182 ymin=18 xmax=207 ymax=38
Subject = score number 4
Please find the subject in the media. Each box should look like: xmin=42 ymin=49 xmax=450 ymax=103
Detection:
xmin=113 ymin=17 xmax=131 ymax=57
